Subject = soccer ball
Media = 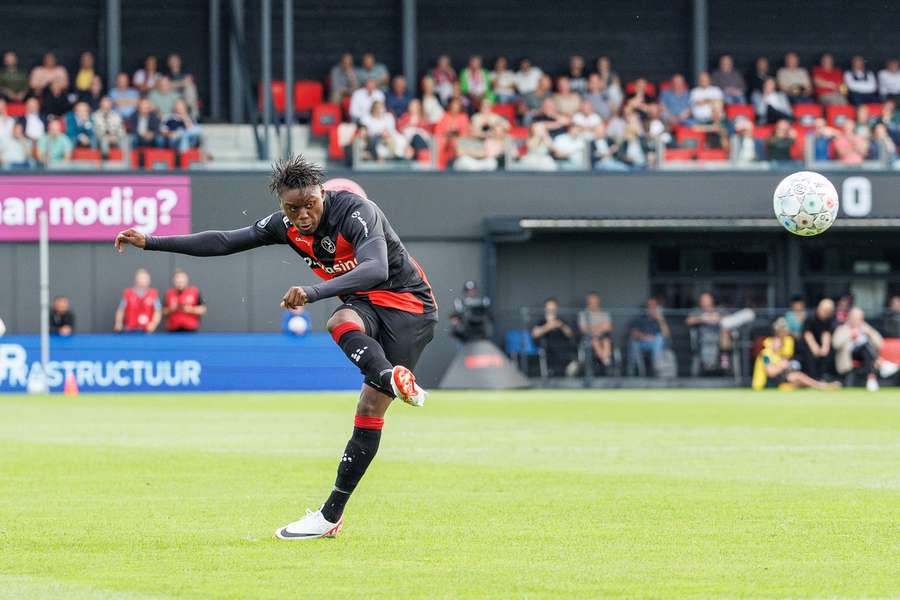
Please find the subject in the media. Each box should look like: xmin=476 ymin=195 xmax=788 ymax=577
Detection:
xmin=773 ymin=171 xmax=839 ymax=236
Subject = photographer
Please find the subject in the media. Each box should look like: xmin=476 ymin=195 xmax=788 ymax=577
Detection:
xmin=449 ymin=280 xmax=493 ymax=342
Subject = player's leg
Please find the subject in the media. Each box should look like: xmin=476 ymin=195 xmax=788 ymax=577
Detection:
xmin=327 ymin=305 xmax=397 ymax=394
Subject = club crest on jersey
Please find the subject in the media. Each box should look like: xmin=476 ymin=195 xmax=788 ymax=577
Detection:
xmin=320 ymin=236 xmax=336 ymax=254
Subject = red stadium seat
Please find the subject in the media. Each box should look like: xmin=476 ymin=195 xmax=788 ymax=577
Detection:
xmin=753 ymin=124 xmax=774 ymax=140
xmin=311 ymin=103 xmax=341 ymax=137
xmin=664 ymin=147 xmax=695 ymax=161
xmin=657 ymin=80 xmax=673 ymax=93
xmin=789 ymin=126 xmax=806 ymax=160
xmin=861 ymin=103 xmax=884 ymax=118
xmin=880 ymin=338 xmax=900 ymax=365
xmin=725 ymin=104 xmax=754 ymax=121
xmin=141 ymin=148 xmax=176 ymax=170
xmin=294 ymin=80 xmax=324 ymax=113
xmin=491 ymin=103 xmax=516 ymax=124
xmin=107 ymin=147 xmax=124 ymax=161
xmin=179 ymin=148 xmax=203 ymax=168
xmin=624 ymin=80 xmax=657 ymax=98
xmin=793 ymin=104 xmax=823 ymax=126
xmin=826 ymin=104 xmax=855 ymax=127
xmin=696 ymin=148 xmax=728 ymax=161
xmin=258 ymin=80 xmax=286 ymax=113
xmin=71 ymin=147 xmax=101 ymax=165
xmin=6 ymin=102 xmax=25 ymax=117
xmin=508 ymin=126 xmax=529 ymax=139
xmin=328 ymin=128 xmax=345 ymax=161
xmin=675 ymin=126 xmax=705 ymax=149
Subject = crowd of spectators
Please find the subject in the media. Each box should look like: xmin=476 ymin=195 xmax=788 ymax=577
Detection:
xmin=0 ymin=51 xmax=201 ymax=169
xmin=328 ymin=52 xmax=900 ymax=170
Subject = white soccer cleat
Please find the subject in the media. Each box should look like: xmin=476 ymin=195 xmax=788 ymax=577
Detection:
xmin=866 ymin=377 xmax=880 ymax=392
xmin=879 ymin=361 xmax=899 ymax=379
xmin=391 ymin=365 xmax=427 ymax=407
xmin=275 ymin=508 xmax=344 ymax=541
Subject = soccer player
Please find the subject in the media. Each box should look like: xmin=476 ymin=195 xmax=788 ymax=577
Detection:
xmin=114 ymin=156 xmax=437 ymax=540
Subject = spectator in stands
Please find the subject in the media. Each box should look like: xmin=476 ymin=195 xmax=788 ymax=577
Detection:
xmin=617 ymin=115 xmax=650 ymax=169
xmin=163 ymin=269 xmax=206 ymax=332
xmin=360 ymin=100 xmax=404 ymax=161
xmin=833 ymin=307 xmax=898 ymax=391
xmin=686 ymin=292 xmax=731 ymax=372
xmin=79 ymin=75 xmax=104 ymax=111
xmin=165 ymin=54 xmax=199 ymax=117
xmin=692 ymin=101 xmax=730 ymax=152
xmin=766 ymin=118 xmax=796 ymax=164
xmin=50 ymin=295 xmax=75 ymax=336
xmin=92 ymin=96 xmax=126 ymax=157
xmin=521 ymin=74 xmax=554 ymax=121
xmin=757 ymin=78 xmax=793 ymax=124
xmin=689 ymin=71 xmax=723 ymax=124
xmin=115 ymin=268 xmax=161 ymax=333
xmin=41 ymin=79 xmax=72 ymax=119
xmin=832 ymin=120 xmax=868 ymax=165
xmin=460 ymin=55 xmax=493 ymax=109
xmin=65 ymin=101 xmax=95 ymax=149
xmin=844 ymin=56 xmax=879 ymax=105
xmin=466 ymin=98 xmax=509 ymax=159
xmin=572 ymin=99 xmax=601 ymax=140
xmin=282 ymin=306 xmax=312 ymax=336
xmin=35 ymin=118 xmax=73 ymax=166
xmin=0 ymin=99 xmax=13 ymax=139
xmin=419 ymin=76 xmax=444 ymax=124
xmin=29 ymin=52 xmax=68 ymax=95
xmin=748 ymin=56 xmax=772 ymax=103
xmin=74 ymin=51 xmax=95 ymax=95
xmin=660 ymin=74 xmax=692 ymax=125
xmin=809 ymin=117 xmax=836 ymax=161
xmin=883 ymin=295 xmax=900 ymax=338
xmin=349 ymin=78 xmax=385 ymax=123
xmin=553 ymin=76 xmax=581 ymax=117
xmin=835 ymin=294 xmax=853 ymax=324
xmin=812 ymin=53 xmax=847 ymax=105
xmin=329 ymin=53 xmax=359 ymax=103
xmin=431 ymin=55 xmax=457 ymax=104
xmin=358 ymin=52 xmax=389 ymax=90
xmin=128 ymin=98 xmax=162 ymax=148
xmin=623 ymin=78 xmax=653 ymax=117
xmin=595 ymin=56 xmax=620 ymax=92
xmin=784 ymin=295 xmax=807 ymax=337
xmin=397 ymin=99 xmax=431 ymax=158
xmin=802 ymin=298 xmax=835 ymax=380
xmin=731 ymin=116 xmax=757 ymax=164
xmin=434 ymin=96 xmax=469 ymax=136
xmin=878 ymin=58 xmax=900 ymax=103
xmin=0 ymin=121 xmax=32 ymax=169
xmin=514 ymin=58 xmax=543 ymax=97
xmin=567 ymin=55 xmax=588 ymax=95
xmin=628 ymin=297 xmax=670 ymax=376
xmin=584 ymin=73 xmax=614 ymax=120
xmin=591 ymin=121 xmax=627 ymax=171
xmin=531 ymin=97 xmax=570 ymax=137
xmin=385 ymin=75 xmax=412 ymax=118
xmin=519 ymin=122 xmax=557 ymax=171
xmin=777 ymin=52 xmax=813 ymax=103
xmin=133 ymin=55 xmax=161 ymax=94
xmin=148 ymin=76 xmax=180 ymax=118
xmin=20 ymin=97 xmax=44 ymax=141
xmin=578 ymin=292 xmax=613 ymax=371
xmin=531 ymin=297 xmax=577 ymax=377
xmin=752 ymin=318 xmax=839 ymax=390
xmin=161 ymin=99 xmax=201 ymax=153
xmin=110 ymin=73 xmax=140 ymax=119
xmin=711 ymin=54 xmax=746 ymax=104
xmin=872 ymin=123 xmax=897 ymax=162
xmin=0 ymin=51 xmax=28 ymax=102
xmin=491 ymin=56 xmax=517 ymax=104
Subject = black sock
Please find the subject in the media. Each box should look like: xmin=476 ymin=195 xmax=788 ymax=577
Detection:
xmin=321 ymin=419 xmax=382 ymax=523
xmin=334 ymin=329 xmax=394 ymax=390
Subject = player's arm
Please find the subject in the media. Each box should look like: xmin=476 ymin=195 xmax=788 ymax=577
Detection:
xmin=115 ymin=214 xmax=284 ymax=257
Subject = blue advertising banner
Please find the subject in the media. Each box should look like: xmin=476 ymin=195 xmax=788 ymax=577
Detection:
xmin=0 ymin=333 xmax=362 ymax=393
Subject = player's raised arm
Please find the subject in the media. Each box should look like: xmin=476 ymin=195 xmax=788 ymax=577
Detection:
xmin=114 ymin=214 xmax=283 ymax=257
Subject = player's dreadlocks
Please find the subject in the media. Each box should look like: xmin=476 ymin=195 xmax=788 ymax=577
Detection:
xmin=268 ymin=155 xmax=325 ymax=195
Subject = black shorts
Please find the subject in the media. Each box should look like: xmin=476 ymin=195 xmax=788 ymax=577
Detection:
xmin=335 ymin=296 xmax=437 ymax=396
xmin=765 ymin=372 xmax=788 ymax=388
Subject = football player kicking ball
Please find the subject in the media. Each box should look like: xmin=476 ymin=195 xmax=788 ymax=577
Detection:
xmin=114 ymin=156 xmax=437 ymax=540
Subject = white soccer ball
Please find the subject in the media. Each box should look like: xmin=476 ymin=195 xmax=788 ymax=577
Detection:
xmin=773 ymin=171 xmax=839 ymax=236
xmin=287 ymin=315 xmax=309 ymax=335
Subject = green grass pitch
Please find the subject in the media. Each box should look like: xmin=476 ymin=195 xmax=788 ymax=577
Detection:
xmin=1 ymin=389 xmax=899 ymax=599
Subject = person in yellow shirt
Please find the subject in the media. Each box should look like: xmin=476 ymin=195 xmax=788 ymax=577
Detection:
xmin=75 ymin=52 xmax=95 ymax=93
xmin=753 ymin=318 xmax=839 ymax=390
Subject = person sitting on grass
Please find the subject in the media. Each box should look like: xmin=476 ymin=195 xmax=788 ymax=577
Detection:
xmin=753 ymin=318 xmax=840 ymax=390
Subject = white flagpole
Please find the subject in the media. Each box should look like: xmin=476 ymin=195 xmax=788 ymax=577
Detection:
xmin=38 ymin=211 xmax=50 ymax=391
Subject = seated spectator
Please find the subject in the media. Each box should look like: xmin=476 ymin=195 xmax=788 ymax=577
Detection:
xmin=711 ymin=54 xmax=746 ymax=104
xmin=660 ymin=74 xmax=692 ymax=125
xmin=114 ymin=268 xmax=161 ymax=333
xmin=591 ymin=121 xmax=627 ymax=171
xmin=567 ymin=55 xmax=588 ymax=94
xmin=165 ymin=54 xmax=199 ymax=117
xmin=731 ymin=116 xmax=757 ymax=164
xmin=802 ymin=298 xmax=835 ymax=380
xmin=748 ymin=56 xmax=772 ymax=105
xmin=832 ymin=119 xmax=868 ymax=165
xmin=872 ymin=122 xmax=897 ymax=161
xmin=92 ymin=96 xmax=126 ymax=156
xmin=784 ymin=295 xmax=807 ymax=337
xmin=844 ymin=56 xmax=879 ymax=105
xmin=882 ymin=295 xmax=900 ymax=338
xmin=595 ymin=56 xmax=623 ymax=106
xmin=549 ymin=124 xmax=586 ymax=168
xmin=282 ymin=306 xmax=312 ymax=336
xmin=623 ymin=78 xmax=653 ymax=117
xmin=0 ymin=51 xmax=29 ymax=102
xmin=162 ymin=99 xmax=201 ymax=152
xmin=360 ymin=100 xmax=404 ymax=161
xmin=20 ymin=97 xmax=45 ymax=141
xmin=519 ymin=122 xmax=557 ymax=171
xmin=812 ymin=53 xmax=847 ymax=105
xmin=692 ymin=101 xmax=731 ymax=151
xmin=349 ymin=78 xmax=385 ymax=123
xmin=553 ymin=76 xmax=581 ymax=117
xmin=35 ymin=118 xmax=73 ymax=166
xmin=133 ymin=55 xmax=161 ymax=94
xmin=752 ymin=318 xmax=839 ymax=390
xmin=431 ymin=54 xmax=457 ymax=104
xmin=434 ymin=96 xmax=470 ymax=138
xmin=385 ymin=75 xmax=412 ymax=118
xmin=147 ymin=76 xmax=181 ymax=118
xmin=397 ymin=99 xmax=432 ymax=158
xmin=79 ymin=75 xmax=104 ymax=111
xmin=835 ymin=294 xmax=853 ymax=324
xmin=467 ymin=98 xmax=509 ymax=158
xmin=460 ymin=55 xmax=493 ymax=108
xmin=686 ymin=292 xmax=731 ymax=372
xmin=491 ymin=56 xmax=517 ymax=103
xmin=628 ymin=298 xmax=670 ymax=375
xmin=531 ymin=98 xmax=570 ymax=137
xmin=616 ymin=116 xmax=650 ymax=169
xmin=878 ymin=58 xmax=900 ymax=103
xmin=572 ymin=99 xmax=601 ymax=140
xmin=833 ymin=307 xmax=898 ymax=391
xmin=0 ymin=121 xmax=33 ymax=169
xmin=810 ymin=117 xmax=837 ymax=160
xmin=65 ymin=101 xmax=96 ymax=148
xmin=50 ymin=295 xmax=75 ymax=336
xmin=329 ymin=53 xmax=359 ymax=103
xmin=776 ymin=52 xmax=813 ymax=103
xmin=41 ymin=79 xmax=72 ymax=119
xmin=578 ymin=292 xmax=613 ymax=371
xmin=357 ymin=52 xmax=389 ymax=90
xmin=419 ymin=76 xmax=444 ymax=124
xmin=128 ymin=98 xmax=162 ymax=148
xmin=521 ymin=74 xmax=554 ymax=120
xmin=757 ymin=77 xmax=793 ymax=124
xmin=110 ymin=73 xmax=140 ymax=119
xmin=689 ymin=71 xmax=723 ymax=124
xmin=29 ymin=52 xmax=68 ymax=95
xmin=514 ymin=57 xmax=543 ymax=97
xmin=74 ymin=51 xmax=95 ymax=94
xmin=584 ymin=73 xmax=614 ymax=120
xmin=0 ymin=99 xmax=13 ymax=139
xmin=766 ymin=118 xmax=797 ymax=164
xmin=164 ymin=269 xmax=206 ymax=332
xmin=531 ymin=297 xmax=577 ymax=377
